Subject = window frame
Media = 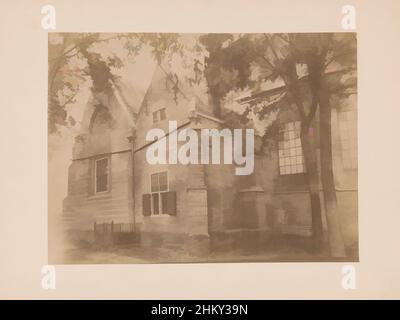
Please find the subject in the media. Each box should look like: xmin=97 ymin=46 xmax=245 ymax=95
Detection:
xmin=149 ymin=171 xmax=169 ymax=216
xmin=94 ymin=156 xmax=110 ymax=194
xmin=152 ymin=111 xmax=158 ymax=124
xmin=277 ymin=121 xmax=306 ymax=176
xmin=152 ymin=107 xmax=167 ymax=124
xmin=159 ymin=108 xmax=166 ymax=121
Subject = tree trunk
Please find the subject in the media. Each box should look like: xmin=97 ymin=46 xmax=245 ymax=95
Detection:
xmin=318 ymin=80 xmax=346 ymax=257
xmin=300 ymin=123 xmax=324 ymax=248
xmin=287 ymin=72 xmax=324 ymax=250
xmin=209 ymin=92 xmax=222 ymax=118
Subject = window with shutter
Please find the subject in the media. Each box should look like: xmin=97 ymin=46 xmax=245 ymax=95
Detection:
xmin=149 ymin=172 xmax=170 ymax=215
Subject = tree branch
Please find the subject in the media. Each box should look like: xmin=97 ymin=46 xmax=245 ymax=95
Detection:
xmin=60 ymin=88 xmax=80 ymax=108
xmin=263 ymin=33 xmax=307 ymax=122
xmin=49 ymin=34 xmax=132 ymax=62
xmin=323 ymin=49 xmax=357 ymax=70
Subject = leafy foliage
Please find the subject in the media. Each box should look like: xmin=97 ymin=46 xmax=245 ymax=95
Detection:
xmin=48 ymin=33 xmax=357 ymax=137
xmin=48 ymin=33 xmax=187 ymax=133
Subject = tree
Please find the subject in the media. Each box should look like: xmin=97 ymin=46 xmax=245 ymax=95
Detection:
xmin=48 ymin=33 xmax=186 ymax=134
xmin=48 ymin=33 xmax=123 ymax=133
xmin=289 ymin=33 xmax=357 ymax=257
xmin=199 ymin=33 xmax=325 ymax=248
xmin=199 ymin=33 xmax=357 ymax=256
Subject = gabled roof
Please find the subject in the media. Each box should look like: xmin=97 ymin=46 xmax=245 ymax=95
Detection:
xmin=136 ymin=63 xmax=213 ymax=119
xmin=111 ymin=77 xmax=145 ymax=121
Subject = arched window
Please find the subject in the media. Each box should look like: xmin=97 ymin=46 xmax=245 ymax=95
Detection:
xmin=88 ymin=105 xmax=113 ymax=195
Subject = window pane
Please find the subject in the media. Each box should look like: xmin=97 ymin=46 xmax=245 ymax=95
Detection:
xmin=159 ymin=108 xmax=166 ymax=120
xmin=278 ymin=121 xmax=305 ymax=175
xmin=152 ymin=111 xmax=158 ymax=124
xmin=284 ymin=141 xmax=289 ymax=149
xmin=96 ymin=158 xmax=108 ymax=193
xmin=284 ymin=132 xmax=289 ymax=140
xmin=151 ymin=174 xmax=159 ymax=192
xmin=159 ymin=172 xmax=168 ymax=191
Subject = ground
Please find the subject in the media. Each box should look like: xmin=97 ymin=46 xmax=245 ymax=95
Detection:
xmin=58 ymin=236 xmax=358 ymax=264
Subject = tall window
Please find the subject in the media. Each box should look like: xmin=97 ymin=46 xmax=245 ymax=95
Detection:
xmin=278 ymin=121 xmax=305 ymax=175
xmin=338 ymin=109 xmax=357 ymax=169
xmin=150 ymin=172 xmax=168 ymax=215
xmin=95 ymin=157 xmax=109 ymax=193
xmin=152 ymin=108 xmax=166 ymax=124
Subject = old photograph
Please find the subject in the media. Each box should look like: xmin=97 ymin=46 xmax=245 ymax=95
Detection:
xmin=48 ymin=33 xmax=358 ymax=264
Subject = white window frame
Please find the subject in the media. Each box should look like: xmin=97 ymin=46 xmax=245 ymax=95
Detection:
xmin=149 ymin=171 xmax=169 ymax=216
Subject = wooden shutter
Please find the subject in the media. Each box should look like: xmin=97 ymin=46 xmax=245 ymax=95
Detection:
xmin=166 ymin=191 xmax=177 ymax=216
xmin=161 ymin=192 xmax=168 ymax=214
xmin=142 ymin=194 xmax=151 ymax=216
xmin=152 ymin=193 xmax=160 ymax=215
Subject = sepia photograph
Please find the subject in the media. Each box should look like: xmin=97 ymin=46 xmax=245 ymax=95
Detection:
xmin=48 ymin=32 xmax=358 ymax=264
xmin=3 ymin=0 xmax=400 ymax=304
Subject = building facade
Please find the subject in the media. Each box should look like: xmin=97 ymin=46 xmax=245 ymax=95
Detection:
xmin=63 ymin=65 xmax=358 ymax=254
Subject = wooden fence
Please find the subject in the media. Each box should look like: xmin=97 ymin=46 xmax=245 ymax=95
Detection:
xmin=94 ymin=221 xmax=138 ymax=246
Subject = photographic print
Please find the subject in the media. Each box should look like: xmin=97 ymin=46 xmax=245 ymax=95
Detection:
xmin=48 ymin=32 xmax=358 ymax=264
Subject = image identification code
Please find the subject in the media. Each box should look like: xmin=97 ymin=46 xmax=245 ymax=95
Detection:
xmin=151 ymin=304 xmax=248 ymax=317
